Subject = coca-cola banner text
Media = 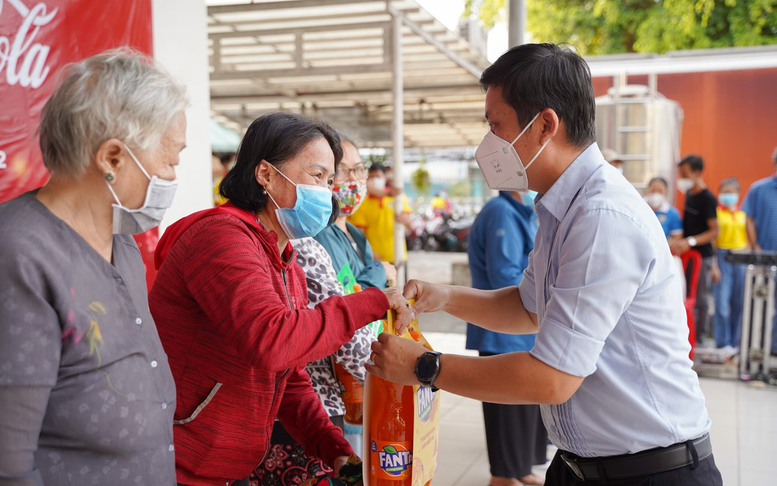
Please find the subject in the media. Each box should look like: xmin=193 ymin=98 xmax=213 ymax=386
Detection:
xmin=0 ymin=0 xmax=153 ymax=203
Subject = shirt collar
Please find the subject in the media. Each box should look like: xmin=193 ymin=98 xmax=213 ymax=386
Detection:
xmin=536 ymin=142 xmax=603 ymax=221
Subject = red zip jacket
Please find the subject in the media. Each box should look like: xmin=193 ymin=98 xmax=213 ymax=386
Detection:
xmin=149 ymin=203 xmax=390 ymax=485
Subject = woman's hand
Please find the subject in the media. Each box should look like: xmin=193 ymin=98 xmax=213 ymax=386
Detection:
xmin=381 ymin=261 xmax=397 ymax=288
xmin=382 ymin=287 xmax=415 ymax=335
xmin=402 ymin=279 xmax=450 ymax=315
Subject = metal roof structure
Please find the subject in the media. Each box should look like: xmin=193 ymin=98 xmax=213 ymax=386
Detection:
xmin=207 ymin=0 xmax=492 ymax=149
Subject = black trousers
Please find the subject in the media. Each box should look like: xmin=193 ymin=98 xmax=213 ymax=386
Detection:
xmin=481 ymin=352 xmax=548 ymax=478
xmin=545 ymin=449 xmax=723 ymax=485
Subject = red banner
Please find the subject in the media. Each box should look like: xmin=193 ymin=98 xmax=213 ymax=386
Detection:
xmin=0 ymin=0 xmax=153 ymax=203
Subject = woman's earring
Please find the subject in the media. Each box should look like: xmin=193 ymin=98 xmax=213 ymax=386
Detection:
xmin=104 ymin=172 xmax=116 ymax=183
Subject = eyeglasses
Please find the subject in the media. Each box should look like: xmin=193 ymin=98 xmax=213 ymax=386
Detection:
xmin=335 ymin=165 xmax=368 ymax=181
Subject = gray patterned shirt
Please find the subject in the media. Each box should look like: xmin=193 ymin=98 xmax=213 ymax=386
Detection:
xmin=0 ymin=193 xmax=177 ymax=485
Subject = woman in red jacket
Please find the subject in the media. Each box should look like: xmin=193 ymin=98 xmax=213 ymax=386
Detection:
xmin=149 ymin=113 xmax=413 ymax=485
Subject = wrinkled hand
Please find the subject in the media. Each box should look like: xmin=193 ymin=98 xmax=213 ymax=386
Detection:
xmin=332 ymin=455 xmax=350 ymax=477
xmin=402 ymin=279 xmax=449 ymax=315
xmin=381 ymin=261 xmax=397 ymax=288
xmin=365 ymin=333 xmax=428 ymax=386
xmin=382 ymin=287 xmax=415 ymax=335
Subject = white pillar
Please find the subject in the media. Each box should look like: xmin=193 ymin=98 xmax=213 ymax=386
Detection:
xmin=153 ymin=0 xmax=213 ymax=230
xmin=507 ymin=0 xmax=526 ymax=48
xmin=391 ymin=11 xmax=406 ymax=274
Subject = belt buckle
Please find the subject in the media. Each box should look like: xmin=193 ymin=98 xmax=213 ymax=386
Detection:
xmin=561 ymin=454 xmax=585 ymax=480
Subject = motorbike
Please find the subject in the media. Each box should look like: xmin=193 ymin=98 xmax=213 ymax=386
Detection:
xmin=421 ymin=211 xmax=473 ymax=252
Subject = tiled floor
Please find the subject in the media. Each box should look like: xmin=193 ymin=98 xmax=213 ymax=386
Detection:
xmin=425 ymin=331 xmax=777 ymax=486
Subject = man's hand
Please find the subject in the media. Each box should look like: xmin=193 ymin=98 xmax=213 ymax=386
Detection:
xmin=402 ymin=279 xmax=450 ymax=315
xmin=381 ymin=287 xmax=415 ymax=335
xmin=365 ymin=333 xmax=428 ymax=386
xmin=669 ymin=238 xmax=691 ymax=256
xmin=711 ymin=264 xmax=721 ymax=284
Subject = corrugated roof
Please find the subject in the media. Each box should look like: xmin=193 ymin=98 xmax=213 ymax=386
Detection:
xmin=207 ymin=0 xmax=491 ymax=148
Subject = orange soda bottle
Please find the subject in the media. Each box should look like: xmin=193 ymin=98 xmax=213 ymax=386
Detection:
xmin=367 ymin=309 xmax=433 ymax=485
xmin=336 ymin=285 xmax=365 ymax=424
xmin=367 ymin=310 xmax=413 ymax=485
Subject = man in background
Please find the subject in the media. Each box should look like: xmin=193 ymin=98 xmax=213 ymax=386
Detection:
xmin=742 ymin=147 xmax=777 ymax=354
xmin=671 ymin=155 xmax=718 ymax=346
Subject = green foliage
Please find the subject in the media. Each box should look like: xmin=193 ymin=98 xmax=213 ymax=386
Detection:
xmin=412 ymin=160 xmax=432 ymax=196
xmin=462 ymin=0 xmax=777 ymax=54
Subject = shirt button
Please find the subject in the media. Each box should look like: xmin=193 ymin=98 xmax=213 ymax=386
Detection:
xmin=161 ymin=402 xmax=168 ymax=410
xmin=135 ymin=317 xmax=142 ymax=325
xmin=151 ymin=360 xmax=158 ymax=368
xmin=168 ymin=444 xmax=174 ymax=452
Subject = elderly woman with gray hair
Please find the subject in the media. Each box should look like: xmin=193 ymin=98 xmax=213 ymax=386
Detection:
xmin=0 ymin=49 xmax=188 ymax=485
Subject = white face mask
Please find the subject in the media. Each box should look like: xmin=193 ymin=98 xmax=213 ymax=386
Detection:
xmin=676 ymin=178 xmax=694 ymax=194
xmin=106 ymin=145 xmax=178 ymax=235
xmin=644 ymin=193 xmax=665 ymax=211
xmin=474 ymin=112 xmax=551 ymax=192
xmin=368 ymin=177 xmax=386 ymax=192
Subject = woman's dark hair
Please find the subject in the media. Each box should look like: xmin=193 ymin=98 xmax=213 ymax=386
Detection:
xmin=480 ymin=43 xmax=596 ymax=148
xmin=220 ymin=112 xmax=342 ymax=213
xmin=648 ymin=176 xmax=669 ymax=189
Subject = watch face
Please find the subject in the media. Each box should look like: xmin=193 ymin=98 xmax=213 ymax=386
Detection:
xmin=417 ymin=352 xmax=439 ymax=382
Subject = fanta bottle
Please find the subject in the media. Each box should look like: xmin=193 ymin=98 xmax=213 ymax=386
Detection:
xmin=366 ymin=372 xmax=415 ymax=485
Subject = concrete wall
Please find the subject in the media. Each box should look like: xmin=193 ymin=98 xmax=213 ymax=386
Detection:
xmin=153 ymin=0 xmax=213 ymax=230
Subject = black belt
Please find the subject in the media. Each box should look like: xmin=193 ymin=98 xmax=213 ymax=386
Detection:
xmin=560 ymin=434 xmax=712 ymax=481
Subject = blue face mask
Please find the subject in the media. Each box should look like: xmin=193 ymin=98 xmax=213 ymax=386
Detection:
xmin=265 ymin=163 xmax=333 ymax=239
xmin=719 ymin=193 xmax=739 ymax=208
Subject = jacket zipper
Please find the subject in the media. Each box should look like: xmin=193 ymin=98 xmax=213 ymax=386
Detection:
xmin=255 ymin=268 xmax=294 ymax=469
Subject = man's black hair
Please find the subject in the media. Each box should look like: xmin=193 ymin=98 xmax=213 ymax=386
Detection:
xmin=678 ymin=155 xmax=704 ymax=173
xmin=480 ymin=43 xmax=596 ymax=147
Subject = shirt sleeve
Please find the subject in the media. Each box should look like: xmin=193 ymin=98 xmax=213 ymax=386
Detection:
xmin=530 ymin=208 xmax=655 ymax=377
xmin=703 ymin=192 xmax=719 ymax=221
xmin=293 ymin=238 xmax=346 ymax=307
xmin=484 ymin=206 xmax=528 ymax=289
xmin=355 ymin=261 xmax=388 ymax=289
xmin=668 ymin=209 xmax=684 ymax=236
xmin=0 ymin=253 xmax=61 ymax=388
xmin=334 ymin=325 xmax=375 ymax=383
xmin=277 ymin=367 xmax=353 ymax=465
xmin=178 ymin=217 xmax=390 ymax=372
xmin=518 ymin=252 xmax=538 ymax=315
xmin=0 ymin=386 xmax=49 ymax=485
xmin=742 ymin=187 xmax=756 ymax=217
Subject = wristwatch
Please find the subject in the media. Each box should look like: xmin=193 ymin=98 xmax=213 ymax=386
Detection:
xmin=415 ymin=351 xmax=442 ymax=392
xmin=687 ymin=236 xmax=698 ymax=247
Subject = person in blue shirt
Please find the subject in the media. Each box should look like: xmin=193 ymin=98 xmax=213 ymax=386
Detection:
xmin=315 ymin=137 xmax=396 ymax=290
xmin=368 ymin=43 xmax=721 ymax=486
xmin=742 ymin=147 xmax=777 ymax=353
xmin=644 ymin=176 xmax=683 ymax=240
xmin=467 ymin=191 xmax=546 ymax=486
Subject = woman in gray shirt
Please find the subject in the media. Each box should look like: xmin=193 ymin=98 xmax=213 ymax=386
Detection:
xmin=0 ymin=49 xmax=188 ymax=485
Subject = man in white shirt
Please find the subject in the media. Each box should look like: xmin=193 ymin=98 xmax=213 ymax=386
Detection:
xmin=367 ymin=43 xmax=722 ymax=485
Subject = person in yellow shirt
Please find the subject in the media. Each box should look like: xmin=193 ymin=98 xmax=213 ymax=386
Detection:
xmin=712 ymin=177 xmax=749 ymax=353
xmin=349 ymin=163 xmax=412 ymax=264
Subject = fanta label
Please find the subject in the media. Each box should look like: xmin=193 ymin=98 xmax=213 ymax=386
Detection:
xmin=417 ymin=386 xmax=434 ymax=423
xmin=371 ymin=440 xmax=412 ymax=479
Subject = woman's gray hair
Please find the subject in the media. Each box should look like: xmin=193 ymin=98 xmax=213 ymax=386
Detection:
xmin=39 ymin=48 xmax=189 ymax=177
